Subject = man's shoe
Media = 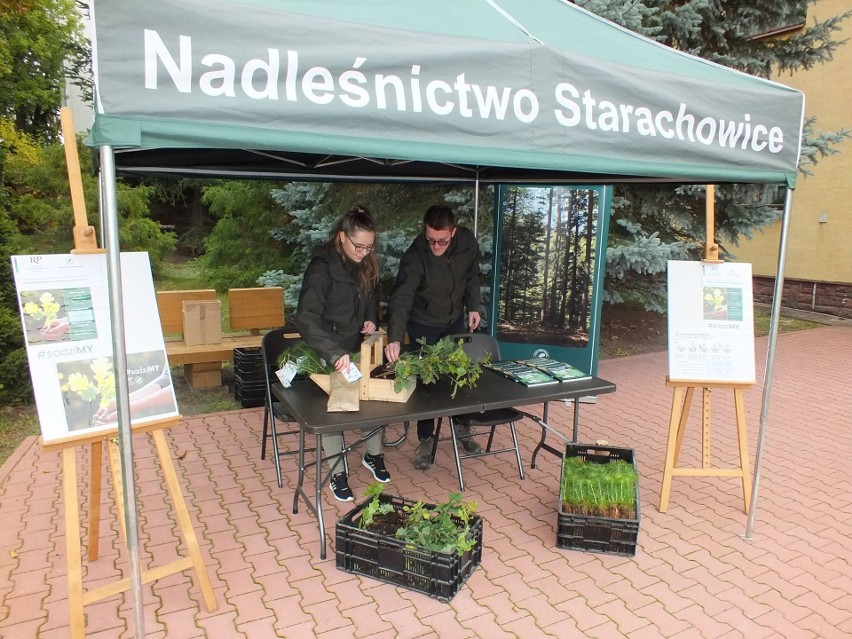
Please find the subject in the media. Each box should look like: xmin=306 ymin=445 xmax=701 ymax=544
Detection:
xmin=454 ymin=423 xmax=482 ymax=454
xmin=362 ymin=453 xmax=391 ymax=483
xmin=330 ymin=473 xmax=354 ymax=502
xmin=413 ymin=437 xmax=434 ymax=470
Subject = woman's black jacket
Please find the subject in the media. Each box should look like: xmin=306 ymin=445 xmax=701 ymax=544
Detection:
xmin=294 ymin=247 xmax=378 ymax=366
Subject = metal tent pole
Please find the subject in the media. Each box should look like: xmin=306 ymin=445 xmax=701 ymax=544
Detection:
xmin=473 ymin=169 xmax=480 ymax=236
xmin=743 ymin=186 xmax=794 ymax=540
xmin=99 ymin=146 xmax=146 ymax=636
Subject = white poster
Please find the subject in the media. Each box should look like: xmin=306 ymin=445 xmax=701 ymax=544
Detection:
xmin=11 ymin=252 xmax=179 ymax=443
xmin=667 ymin=260 xmax=755 ymax=384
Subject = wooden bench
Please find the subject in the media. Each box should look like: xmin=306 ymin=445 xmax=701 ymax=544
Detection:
xmin=156 ymin=287 xmax=286 ymax=389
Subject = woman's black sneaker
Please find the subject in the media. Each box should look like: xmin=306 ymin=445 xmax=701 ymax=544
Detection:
xmin=330 ymin=473 xmax=354 ymax=501
xmin=362 ymin=453 xmax=391 ymax=483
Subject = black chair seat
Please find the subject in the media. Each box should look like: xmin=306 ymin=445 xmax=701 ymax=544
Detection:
xmin=455 ymin=407 xmax=522 ymax=427
xmin=432 ymin=332 xmax=526 ymax=490
xmin=271 ymin=401 xmax=294 ymax=423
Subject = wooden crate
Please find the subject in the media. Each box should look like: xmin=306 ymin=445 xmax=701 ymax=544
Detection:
xmin=310 ymin=330 xmax=416 ymax=403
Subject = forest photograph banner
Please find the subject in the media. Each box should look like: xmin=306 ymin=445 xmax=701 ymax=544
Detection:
xmin=90 ymin=0 xmax=804 ymax=181
xmin=11 ymin=253 xmax=179 ymax=443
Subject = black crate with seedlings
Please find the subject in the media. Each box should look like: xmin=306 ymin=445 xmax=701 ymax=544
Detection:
xmin=336 ymin=484 xmax=483 ymax=601
xmin=557 ymin=444 xmax=640 ymax=556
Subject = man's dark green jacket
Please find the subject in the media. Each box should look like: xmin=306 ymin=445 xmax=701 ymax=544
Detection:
xmin=387 ymin=226 xmax=481 ymax=344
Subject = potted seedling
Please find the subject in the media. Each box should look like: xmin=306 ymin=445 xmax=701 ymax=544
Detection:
xmin=557 ymin=444 xmax=641 ymax=556
xmin=335 ymin=483 xmax=483 ymax=601
xmin=386 ymin=335 xmax=488 ymax=398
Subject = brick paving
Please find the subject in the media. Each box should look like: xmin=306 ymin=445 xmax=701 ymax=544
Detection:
xmin=0 ymin=325 xmax=850 ymax=638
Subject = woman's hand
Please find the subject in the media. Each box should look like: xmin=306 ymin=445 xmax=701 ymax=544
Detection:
xmin=334 ymin=354 xmax=351 ymax=372
xmin=361 ymin=321 xmax=376 ymax=335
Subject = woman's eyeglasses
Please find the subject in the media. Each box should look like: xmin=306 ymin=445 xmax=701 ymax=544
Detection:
xmin=425 ymin=237 xmax=451 ymax=247
xmin=345 ymin=235 xmax=376 ymax=253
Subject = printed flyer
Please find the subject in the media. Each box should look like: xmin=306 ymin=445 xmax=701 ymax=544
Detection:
xmin=11 ymin=253 xmax=179 ymax=443
xmin=667 ymin=260 xmax=755 ymax=383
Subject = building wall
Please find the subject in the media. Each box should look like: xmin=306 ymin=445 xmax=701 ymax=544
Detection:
xmin=733 ymin=0 xmax=851 ymax=307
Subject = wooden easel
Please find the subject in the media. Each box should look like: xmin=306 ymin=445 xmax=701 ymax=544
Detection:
xmin=658 ymin=185 xmax=754 ymax=514
xmin=44 ymin=422 xmax=217 ymax=639
xmin=54 ymin=107 xmax=217 ymax=639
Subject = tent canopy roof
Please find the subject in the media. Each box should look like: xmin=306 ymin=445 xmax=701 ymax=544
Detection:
xmin=89 ymin=0 xmax=805 ymax=185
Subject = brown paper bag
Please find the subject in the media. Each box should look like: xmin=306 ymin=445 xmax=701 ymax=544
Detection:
xmin=326 ymin=371 xmax=360 ymax=412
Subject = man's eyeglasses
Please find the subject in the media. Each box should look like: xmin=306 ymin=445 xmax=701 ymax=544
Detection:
xmin=345 ymin=235 xmax=376 ymax=253
xmin=425 ymin=237 xmax=451 ymax=247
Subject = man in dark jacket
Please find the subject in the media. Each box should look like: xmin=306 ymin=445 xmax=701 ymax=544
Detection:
xmin=384 ymin=205 xmax=483 ymax=470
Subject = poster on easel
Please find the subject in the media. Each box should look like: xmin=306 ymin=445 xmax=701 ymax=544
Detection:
xmin=11 ymin=252 xmax=179 ymax=443
xmin=667 ymin=260 xmax=755 ymax=384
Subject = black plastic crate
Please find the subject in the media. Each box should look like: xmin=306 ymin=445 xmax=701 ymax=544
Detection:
xmin=235 ymin=387 xmax=266 ymax=408
xmin=234 ymin=347 xmax=263 ymax=374
xmin=234 ymin=367 xmax=268 ymax=384
xmin=233 ymin=347 xmax=271 ymax=407
xmin=336 ymin=494 xmax=483 ymax=602
xmin=557 ymin=444 xmax=640 ymax=557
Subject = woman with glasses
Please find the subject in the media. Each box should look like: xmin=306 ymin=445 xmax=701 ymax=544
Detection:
xmin=294 ymin=206 xmax=391 ymax=501
xmin=384 ymin=204 xmax=483 ymax=471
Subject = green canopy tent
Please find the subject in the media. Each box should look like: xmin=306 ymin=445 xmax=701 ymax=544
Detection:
xmin=90 ymin=0 xmax=803 ymax=185
xmin=87 ymin=0 xmax=802 ymax=632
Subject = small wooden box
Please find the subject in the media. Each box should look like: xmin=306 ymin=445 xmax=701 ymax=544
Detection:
xmin=310 ymin=330 xmax=415 ymax=403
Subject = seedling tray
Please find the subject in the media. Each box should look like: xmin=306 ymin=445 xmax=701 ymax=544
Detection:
xmin=336 ymin=494 xmax=483 ymax=601
xmin=557 ymin=444 xmax=640 ymax=557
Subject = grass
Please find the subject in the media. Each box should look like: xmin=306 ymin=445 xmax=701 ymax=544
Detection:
xmin=754 ymin=310 xmax=820 ymax=336
xmin=0 ymin=406 xmax=40 ymax=465
xmin=156 ymin=258 xmax=232 ymax=331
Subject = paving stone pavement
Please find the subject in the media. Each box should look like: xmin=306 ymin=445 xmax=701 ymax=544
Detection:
xmin=1 ymin=326 xmax=850 ymax=639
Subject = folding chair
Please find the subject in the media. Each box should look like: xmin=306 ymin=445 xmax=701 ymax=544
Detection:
xmin=431 ymin=333 xmax=525 ymax=491
xmin=260 ymin=329 xmax=305 ymax=488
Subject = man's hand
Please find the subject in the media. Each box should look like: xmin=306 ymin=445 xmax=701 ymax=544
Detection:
xmin=468 ymin=311 xmax=481 ymax=332
xmin=384 ymin=341 xmax=401 ymax=363
xmin=361 ymin=321 xmax=376 ymax=335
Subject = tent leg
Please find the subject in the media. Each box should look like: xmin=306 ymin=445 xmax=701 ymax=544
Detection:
xmin=99 ymin=146 xmax=147 ymax=636
xmin=473 ymin=169 xmax=480 ymax=236
xmin=743 ymin=186 xmax=794 ymax=540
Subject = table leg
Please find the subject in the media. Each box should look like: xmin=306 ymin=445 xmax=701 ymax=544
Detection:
xmin=315 ymin=433 xmax=326 ymax=560
xmin=448 ymin=417 xmax=465 ymax=492
xmin=572 ymin=400 xmax=580 ymax=442
xmin=293 ymin=426 xmax=305 ymax=515
xmin=529 ymin=402 xmax=578 ymax=469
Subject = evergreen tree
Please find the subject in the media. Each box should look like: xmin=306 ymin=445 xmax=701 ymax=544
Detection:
xmin=200 ymin=180 xmax=296 ymax=291
xmin=0 ymin=0 xmax=90 ymax=141
xmin=576 ymin=0 xmax=851 ymax=311
xmin=0 ymin=200 xmax=30 ymax=405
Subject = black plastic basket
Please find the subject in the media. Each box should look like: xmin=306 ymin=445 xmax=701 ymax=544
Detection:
xmin=233 ymin=347 xmax=269 ymax=408
xmin=557 ymin=444 xmax=640 ymax=557
xmin=234 ymin=382 xmax=266 ymax=408
xmin=234 ymin=347 xmax=263 ymax=374
xmin=336 ymin=494 xmax=483 ymax=602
